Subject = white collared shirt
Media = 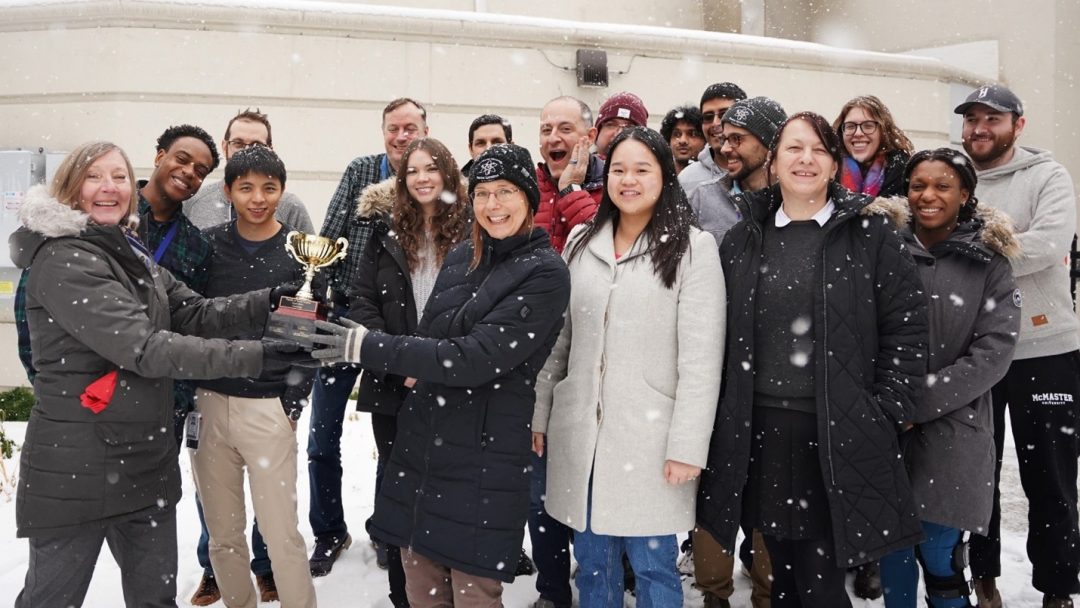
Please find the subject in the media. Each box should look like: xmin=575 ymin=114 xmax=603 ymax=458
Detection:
xmin=775 ymin=200 xmax=835 ymax=227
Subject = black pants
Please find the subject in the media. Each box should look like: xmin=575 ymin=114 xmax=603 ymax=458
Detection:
xmin=970 ymin=351 xmax=1080 ymax=595
xmin=16 ymin=506 xmax=178 ymax=608
xmin=372 ymin=412 xmax=409 ymax=607
xmin=762 ymin=534 xmax=852 ymax=608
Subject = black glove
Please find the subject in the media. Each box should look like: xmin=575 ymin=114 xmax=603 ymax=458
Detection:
xmin=269 ymin=281 xmax=303 ymax=311
xmin=262 ymin=341 xmax=318 ymax=375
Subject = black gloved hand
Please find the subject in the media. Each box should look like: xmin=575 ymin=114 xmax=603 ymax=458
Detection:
xmin=262 ymin=341 xmax=318 ymax=375
xmin=269 ymin=281 xmax=303 ymax=311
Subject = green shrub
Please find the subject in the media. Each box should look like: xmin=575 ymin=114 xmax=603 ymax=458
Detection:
xmin=0 ymin=387 xmax=35 ymax=422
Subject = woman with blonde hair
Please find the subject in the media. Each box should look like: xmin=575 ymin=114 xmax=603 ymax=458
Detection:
xmin=11 ymin=141 xmax=303 ymax=607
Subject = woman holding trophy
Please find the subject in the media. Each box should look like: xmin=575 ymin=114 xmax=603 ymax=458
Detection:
xmin=347 ymin=137 xmax=470 ymax=607
xmin=312 ymin=144 xmax=571 ymax=607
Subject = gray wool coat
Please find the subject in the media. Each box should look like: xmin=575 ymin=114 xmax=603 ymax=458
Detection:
xmin=902 ymin=205 xmax=1020 ymax=533
xmin=533 ymin=222 xmax=725 ymax=536
xmin=10 ymin=185 xmax=269 ymax=537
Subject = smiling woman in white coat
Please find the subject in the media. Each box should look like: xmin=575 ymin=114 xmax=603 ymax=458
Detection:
xmin=532 ymin=126 xmax=725 ymax=608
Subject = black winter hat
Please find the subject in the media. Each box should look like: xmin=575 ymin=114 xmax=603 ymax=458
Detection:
xmin=468 ymin=144 xmax=541 ymax=213
xmin=721 ymin=96 xmax=788 ymax=147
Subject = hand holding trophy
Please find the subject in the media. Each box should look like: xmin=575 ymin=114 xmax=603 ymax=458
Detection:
xmin=263 ymin=231 xmax=348 ymax=349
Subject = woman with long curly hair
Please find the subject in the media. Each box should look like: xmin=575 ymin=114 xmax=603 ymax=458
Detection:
xmin=347 ymin=136 xmax=470 ymax=607
xmin=833 ymin=95 xmax=914 ymax=198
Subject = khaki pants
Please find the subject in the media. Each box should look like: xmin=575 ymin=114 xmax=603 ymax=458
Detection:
xmin=693 ymin=525 xmax=772 ymax=608
xmin=191 ymin=389 xmax=316 ymax=608
xmin=401 ymin=549 xmax=503 ymax=608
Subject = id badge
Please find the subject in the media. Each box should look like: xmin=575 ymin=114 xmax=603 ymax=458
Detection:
xmin=185 ymin=411 xmax=202 ymax=450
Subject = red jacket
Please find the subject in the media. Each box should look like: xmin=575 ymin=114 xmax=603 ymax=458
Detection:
xmin=535 ymin=156 xmax=604 ymax=253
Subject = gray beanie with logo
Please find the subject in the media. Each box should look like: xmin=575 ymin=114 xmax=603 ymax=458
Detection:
xmin=721 ymin=96 xmax=788 ymax=147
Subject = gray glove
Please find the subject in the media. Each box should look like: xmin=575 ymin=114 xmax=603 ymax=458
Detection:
xmin=311 ymin=318 xmax=368 ymax=365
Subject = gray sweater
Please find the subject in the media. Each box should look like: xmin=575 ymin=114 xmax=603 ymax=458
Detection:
xmin=183 ymin=179 xmax=315 ymax=234
xmin=975 ymin=146 xmax=1079 ymax=360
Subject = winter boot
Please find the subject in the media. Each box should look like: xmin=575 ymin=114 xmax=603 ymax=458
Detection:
xmin=853 ymin=561 xmax=883 ymax=599
xmin=256 ymin=572 xmax=278 ymax=602
xmin=974 ymin=578 xmax=1003 ymax=608
xmin=309 ymin=533 xmax=352 ymax=577
xmin=1043 ymin=595 xmax=1075 ymax=608
xmin=189 ymin=573 xmax=221 ymax=606
xmin=702 ymin=592 xmax=731 ymax=608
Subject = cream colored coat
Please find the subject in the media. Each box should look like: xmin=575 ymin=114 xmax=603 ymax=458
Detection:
xmin=533 ymin=222 xmax=725 ymax=536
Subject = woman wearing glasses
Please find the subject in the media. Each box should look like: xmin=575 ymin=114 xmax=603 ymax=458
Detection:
xmin=347 ymin=137 xmax=470 ymax=607
xmin=313 ymin=144 xmax=571 ymax=607
xmin=833 ymin=95 xmax=914 ymax=198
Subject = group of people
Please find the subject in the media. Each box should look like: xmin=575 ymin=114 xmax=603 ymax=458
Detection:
xmin=8 ymin=77 xmax=1079 ymax=608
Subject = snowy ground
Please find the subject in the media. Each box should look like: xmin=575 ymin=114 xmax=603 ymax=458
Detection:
xmin=0 ymin=408 xmax=1048 ymax=607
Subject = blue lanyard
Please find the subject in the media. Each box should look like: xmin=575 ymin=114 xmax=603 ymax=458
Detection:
xmin=379 ymin=155 xmax=392 ymax=181
xmin=153 ymin=222 xmax=180 ymax=264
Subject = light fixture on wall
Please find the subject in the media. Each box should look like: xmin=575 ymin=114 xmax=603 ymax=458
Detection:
xmin=576 ymin=49 xmax=608 ymax=88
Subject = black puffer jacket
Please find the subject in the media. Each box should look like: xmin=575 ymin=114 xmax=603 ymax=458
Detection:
xmin=347 ymin=180 xmax=414 ymax=415
xmin=698 ymin=182 xmax=928 ymax=567
xmin=364 ymin=227 xmax=570 ymax=582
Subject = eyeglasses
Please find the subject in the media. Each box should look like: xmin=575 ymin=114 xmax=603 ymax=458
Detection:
xmin=716 ymin=133 xmax=748 ymax=148
xmin=471 ymin=187 xmax=520 ymax=203
xmin=227 ymin=139 xmax=267 ymax=151
xmin=841 ymin=120 xmax=880 ymax=135
xmin=701 ymin=111 xmax=725 ymax=124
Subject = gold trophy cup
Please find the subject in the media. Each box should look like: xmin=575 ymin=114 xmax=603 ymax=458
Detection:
xmin=263 ymin=231 xmax=348 ymax=348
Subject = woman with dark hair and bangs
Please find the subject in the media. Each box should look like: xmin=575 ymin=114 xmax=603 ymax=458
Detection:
xmin=696 ymin=112 xmax=928 ymax=606
xmin=532 ymin=126 xmax=725 ymax=607
xmin=348 ymin=136 xmax=470 ymax=608
xmin=833 ymin=95 xmax=914 ymax=198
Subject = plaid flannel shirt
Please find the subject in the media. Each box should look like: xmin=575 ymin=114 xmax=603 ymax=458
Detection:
xmin=137 ymin=186 xmax=213 ymax=419
xmin=320 ymin=153 xmax=389 ymax=300
xmin=15 ymin=268 xmax=35 ymax=383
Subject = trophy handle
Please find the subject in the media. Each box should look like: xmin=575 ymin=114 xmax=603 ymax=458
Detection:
xmin=309 ymin=238 xmax=349 ymax=271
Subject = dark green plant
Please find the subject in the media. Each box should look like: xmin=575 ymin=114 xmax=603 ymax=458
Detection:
xmin=0 ymin=387 xmax=34 ymax=423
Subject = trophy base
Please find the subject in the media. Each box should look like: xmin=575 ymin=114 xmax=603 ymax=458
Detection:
xmin=263 ymin=296 xmax=327 ymax=349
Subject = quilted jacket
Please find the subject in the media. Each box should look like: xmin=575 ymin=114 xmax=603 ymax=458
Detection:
xmin=534 ymin=157 xmax=604 ymax=253
xmin=697 ymin=182 xmax=929 ymax=567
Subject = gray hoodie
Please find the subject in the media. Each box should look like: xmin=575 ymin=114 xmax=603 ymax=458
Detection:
xmin=975 ymin=146 xmax=1079 ymax=359
xmin=678 ymin=145 xmax=725 ymax=198
xmin=687 ymin=172 xmax=740 ymax=250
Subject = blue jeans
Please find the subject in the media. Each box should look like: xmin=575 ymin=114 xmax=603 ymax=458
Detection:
xmin=196 ymin=493 xmax=270 ymax=577
xmin=573 ymin=482 xmax=681 ymax=608
xmin=307 ymin=364 xmax=359 ymax=541
xmin=880 ymin=521 xmax=970 ymax=608
xmin=528 ymin=448 xmax=573 ymax=607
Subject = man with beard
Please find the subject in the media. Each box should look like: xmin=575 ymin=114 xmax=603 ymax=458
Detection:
xmin=688 ymin=96 xmax=787 ymax=253
xmin=679 ymin=82 xmax=747 ymax=197
xmin=660 ymin=105 xmax=706 ymax=174
xmin=957 ymin=84 xmax=1080 ymax=608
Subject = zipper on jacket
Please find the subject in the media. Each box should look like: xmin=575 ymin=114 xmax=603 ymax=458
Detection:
xmin=819 ymin=207 xmax=854 ymax=487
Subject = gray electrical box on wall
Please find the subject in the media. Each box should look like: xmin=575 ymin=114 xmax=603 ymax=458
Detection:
xmin=0 ymin=150 xmax=48 ymax=319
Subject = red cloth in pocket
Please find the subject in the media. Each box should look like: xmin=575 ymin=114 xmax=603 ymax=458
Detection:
xmin=80 ymin=370 xmax=118 ymax=414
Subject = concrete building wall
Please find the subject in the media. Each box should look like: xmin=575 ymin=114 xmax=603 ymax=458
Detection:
xmin=0 ymin=0 xmax=999 ymax=387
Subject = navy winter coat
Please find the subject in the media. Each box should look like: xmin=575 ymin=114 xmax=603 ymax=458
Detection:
xmin=364 ymin=227 xmax=570 ymax=582
xmin=698 ymin=182 xmax=929 ymax=567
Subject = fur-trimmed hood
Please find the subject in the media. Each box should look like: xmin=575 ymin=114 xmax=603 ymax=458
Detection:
xmin=9 ymin=184 xmax=139 ymax=270
xmin=355 ymin=177 xmax=396 ymax=220
xmin=859 ymin=195 xmax=911 ymax=228
xmin=18 ymin=184 xmax=90 ymax=239
xmin=970 ymin=204 xmax=1020 ymax=259
xmin=901 ymin=200 xmax=1021 ymax=263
